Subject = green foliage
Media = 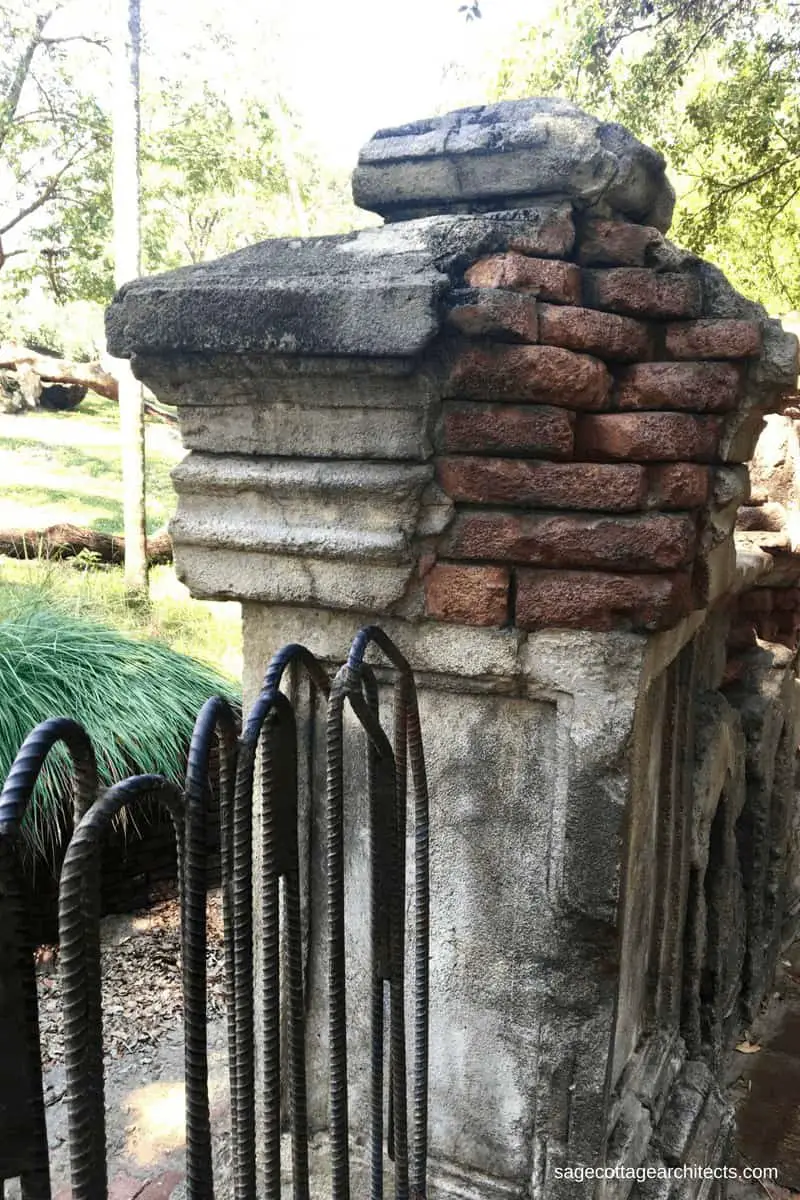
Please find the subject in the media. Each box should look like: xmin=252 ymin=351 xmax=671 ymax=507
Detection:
xmin=0 ymin=587 xmax=240 ymax=862
xmin=0 ymin=289 xmax=106 ymax=358
xmin=0 ymin=391 xmax=181 ymax=534
xmin=0 ymin=1 xmax=111 ymax=292
xmin=493 ymin=0 xmax=800 ymax=311
xmin=141 ymin=87 xmax=300 ymax=270
xmin=0 ymin=0 xmax=341 ymax=306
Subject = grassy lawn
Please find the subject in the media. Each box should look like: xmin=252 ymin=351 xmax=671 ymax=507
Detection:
xmin=0 ymin=394 xmax=180 ymax=535
xmin=0 ymin=395 xmax=242 ymax=680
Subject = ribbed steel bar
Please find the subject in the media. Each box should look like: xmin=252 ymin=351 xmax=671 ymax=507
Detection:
xmin=389 ymin=671 xmax=408 ymax=1178
xmin=370 ymin=981 xmax=385 ymax=1200
xmin=229 ymin=734 xmax=257 ymax=1200
xmin=406 ymin=690 xmax=430 ymax=1198
xmin=344 ymin=629 xmax=429 ymax=1200
xmin=325 ymin=670 xmax=351 ymax=1200
xmin=0 ymin=717 xmax=99 ymax=1200
xmin=362 ymin=670 xmax=387 ymax=1200
xmin=344 ymin=667 xmax=408 ymax=1200
xmin=232 ymin=645 xmax=328 ymax=1200
xmin=58 ymin=775 xmax=183 ymax=1200
xmin=184 ymin=697 xmax=238 ymax=1200
xmin=269 ymin=698 xmax=311 ymax=1200
xmin=260 ymin=707 xmax=282 ymax=1200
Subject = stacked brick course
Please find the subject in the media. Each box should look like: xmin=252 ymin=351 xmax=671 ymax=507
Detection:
xmin=424 ymin=216 xmax=786 ymax=633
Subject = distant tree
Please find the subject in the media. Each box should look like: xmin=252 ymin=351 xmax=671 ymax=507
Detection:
xmin=0 ymin=1 xmax=109 ymax=283
xmin=112 ymin=0 xmax=147 ymax=594
xmin=493 ymin=0 xmax=800 ymax=311
xmin=0 ymin=0 xmax=358 ymax=310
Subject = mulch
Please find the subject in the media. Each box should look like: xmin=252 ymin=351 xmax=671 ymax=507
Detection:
xmin=35 ymin=891 xmax=226 ymax=1067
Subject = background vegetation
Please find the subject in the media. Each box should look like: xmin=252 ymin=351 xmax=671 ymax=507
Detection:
xmin=491 ymin=0 xmax=800 ymax=314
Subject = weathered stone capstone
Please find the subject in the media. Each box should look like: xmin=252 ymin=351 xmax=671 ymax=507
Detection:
xmin=351 ymin=98 xmax=676 ymax=229
xmin=106 ymin=98 xmax=800 ymax=1200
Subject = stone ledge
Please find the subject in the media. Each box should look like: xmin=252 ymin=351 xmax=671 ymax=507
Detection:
xmin=352 ymin=99 xmax=674 ymax=229
xmin=107 ymin=204 xmax=576 ymax=363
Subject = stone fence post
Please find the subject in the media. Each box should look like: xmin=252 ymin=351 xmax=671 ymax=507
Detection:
xmin=107 ymin=99 xmax=800 ymax=1199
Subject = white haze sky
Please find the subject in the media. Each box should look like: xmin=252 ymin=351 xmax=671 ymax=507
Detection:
xmin=51 ymin=0 xmax=547 ymax=167
xmin=259 ymin=0 xmax=543 ymax=164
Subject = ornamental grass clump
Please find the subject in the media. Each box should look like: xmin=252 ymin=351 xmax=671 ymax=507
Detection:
xmin=0 ymin=595 xmax=240 ymax=863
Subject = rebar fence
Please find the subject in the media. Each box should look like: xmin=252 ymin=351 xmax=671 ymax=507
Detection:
xmin=0 ymin=626 xmax=429 ymax=1200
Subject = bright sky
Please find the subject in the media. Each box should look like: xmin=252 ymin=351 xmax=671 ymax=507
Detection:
xmin=44 ymin=0 xmax=545 ymax=167
xmin=263 ymin=0 xmax=539 ymax=164
xmin=137 ymin=0 xmax=543 ymax=168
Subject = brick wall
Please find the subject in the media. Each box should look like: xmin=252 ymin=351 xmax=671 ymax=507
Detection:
xmin=423 ymin=217 xmax=779 ymax=633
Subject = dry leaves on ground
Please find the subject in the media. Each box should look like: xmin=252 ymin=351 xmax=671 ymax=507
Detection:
xmin=36 ymin=891 xmax=226 ymax=1068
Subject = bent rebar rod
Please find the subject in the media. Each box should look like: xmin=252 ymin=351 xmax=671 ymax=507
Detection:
xmin=0 ymin=718 xmax=99 ymax=1200
xmin=229 ymin=645 xmax=329 ymax=1200
xmin=184 ymin=697 xmax=238 ymax=1200
xmin=345 ymin=629 xmax=430 ymax=1200
xmin=58 ymin=775 xmax=184 ymax=1200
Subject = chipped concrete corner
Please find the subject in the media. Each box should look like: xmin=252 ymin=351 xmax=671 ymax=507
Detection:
xmin=107 ymin=98 xmax=800 ymax=1199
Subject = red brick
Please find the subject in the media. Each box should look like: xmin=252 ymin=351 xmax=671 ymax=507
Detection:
xmin=439 ymin=402 xmax=574 ymax=458
xmin=465 ymin=253 xmax=582 ymax=304
xmin=665 ymin=319 xmax=763 ymax=360
xmin=446 ymin=345 xmax=612 ymax=409
xmin=773 ymin=587 xmax=800 ymax=611
xmin=538 ymin=303 xmax=652 ymax=363
xmin=739 ymin=589 xmax=773 ymax=615
xmin=505 ymin=209 xmax=576 ymax=259
xmin=614 ymin=362 xmax=741 ymax=413
xmin=577 ymin=219 xmax=661 ymax=267
xmin=648 ymin=463 xmax=710 ymax=509
xmin=583 ymin=269 xmax=702 ymax=319
xmin=446 ymin=287 xmax=539 ymax=343
xmin=515 ymin=569 xmax=694 ymax=631
xmin=447 ymin=511 xmax=697 ymax=571
xmin=424 ymin=563 xmax=510 ymax=626
xmin=435 ymin=456 xmax=647 ymax=511
xmin=576 ymin=413 xmax=721 ymax=462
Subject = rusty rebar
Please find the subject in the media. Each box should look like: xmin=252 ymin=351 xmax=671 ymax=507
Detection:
xmin=344 ymin=629 xmax=429 ymax=1200
xmin=232 ymin=645 xmax=328 ymax=1200
xmin=58 ymin=775 xmax=183 ymax=1200
xmin=406 ymin=690 xmax=430 ymax=1198
xmin=326 ymin=671 xmax=351 ymax=1200
xmin=184 ymin=698 xmax=238 ymax=1200
xmin=0 ymin=717 xmax=99 ymax=1200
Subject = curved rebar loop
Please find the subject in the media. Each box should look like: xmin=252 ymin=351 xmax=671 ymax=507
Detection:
xmin=184 ymin=697 xmax=239 ymax=1200
xmin=345 ymin=629 xmax=430 ymax=1200
xmin=230 ymin=645 xmax=329 ymax=1200
xmin=326 ymin=650 xmax=412 ymax=1200
xmin=0 ymin=718 xmax=99 ymax=1200
xmin=358 ymin=667 xmax=404 ymax=1200
xmin=58 ymin=775 xmax=184 ymax=1200
xmin=325 ymin=668 xmax=352 ymax=1200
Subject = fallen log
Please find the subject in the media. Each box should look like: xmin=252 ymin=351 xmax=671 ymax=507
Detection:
xmin=0 ymin=343 xmax=177 ymax=423
xmin=0 ymin=342 xmax=117 ymax=399
xmin=0 ymin=523 xmax=172 ymax=565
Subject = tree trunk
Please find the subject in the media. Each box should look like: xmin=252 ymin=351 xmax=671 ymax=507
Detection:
xmin=0 ymin=346 xmax=177 ymax=421
xmin=0 ymin=344 xmax=117 ymax=399
xmin=0 ymin=523 xmax=172 ymax=565
xmin=112 ymin=0 xmax=148 ymax=594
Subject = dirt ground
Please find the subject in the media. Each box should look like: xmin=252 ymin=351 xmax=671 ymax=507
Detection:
xmin=19 ymin=893 xmax=233 ymax=1200
xmin=20 ymin=890 xmax=800 ymax=1199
